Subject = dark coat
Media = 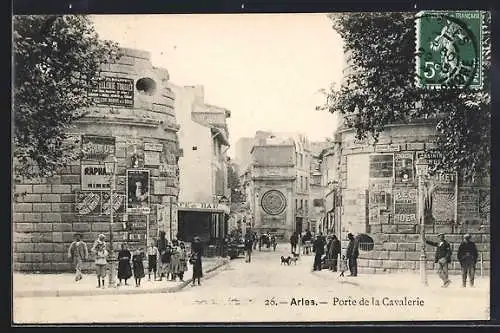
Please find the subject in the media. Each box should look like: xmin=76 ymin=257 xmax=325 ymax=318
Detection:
xmin=290 ymin=234 xmax=298 ymax=245
xmin=313 ymin=238 xmax=325 ymax=255
xmin=330 ymin=239 xmax=341 ymax=257
xmin=425 ymin=239 xmax=452 ymax=263
xmin=191 ymin=241 xmax=203 ymax=278
xmin=346 ymin=239 xmax=359 ymax=259
xmin=457 ymin=240 xmax=478 ymax=265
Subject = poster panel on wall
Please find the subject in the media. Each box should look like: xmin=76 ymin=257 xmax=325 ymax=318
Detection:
xmin=81 ymin=164 xmax=111 ymax=191
xmin=76 ymin=191 xmax=102 ymax=215
xmin=101 ymin=192 xmax=125 ymax=215
xmin=81 ymin=135 xmax=115 ymax=161
xmin=395 ymin=152 xmax=414 ymax=184
xmin=393 ymin=188 xmax=417 ymax=224
xmin=126 ymin=169 xmax=150 ymax=214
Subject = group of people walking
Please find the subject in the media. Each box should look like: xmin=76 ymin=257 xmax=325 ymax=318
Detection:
xmin=67 ymin=232 xmax=205 ymax=288
xmin=288 ymin=230 xmax=357 ymax=276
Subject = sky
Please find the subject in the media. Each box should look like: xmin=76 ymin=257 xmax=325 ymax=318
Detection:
xmin=91 ymin=14 xmax=344 ymax=158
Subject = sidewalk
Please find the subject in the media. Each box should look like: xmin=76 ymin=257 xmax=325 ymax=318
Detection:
xmin=314 ymin=268 xmax=490 ymax=295
xmin=13 ymin=257 xmax=229 ymax=298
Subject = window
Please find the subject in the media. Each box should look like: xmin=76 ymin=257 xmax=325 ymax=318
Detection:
xmin=300 ymin=199 xmax=303 ymax=209
xmin=300 ymin=176 xmax=304 ymax=192
xmin=305 ymin=200 xmax=308 ymax=214
xmin=295 ymin=199 xmax=298 ymax=210
xmin=306 ymin=177 xmax=309 ymax=190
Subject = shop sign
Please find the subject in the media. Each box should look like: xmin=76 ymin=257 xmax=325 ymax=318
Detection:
xmin=178 ymin=202 xmax=230 ymax=214
xmin=81 ymin=136 xmax=115 ymax=160
xmin=81 ymin=164 xmax=111 ymax=191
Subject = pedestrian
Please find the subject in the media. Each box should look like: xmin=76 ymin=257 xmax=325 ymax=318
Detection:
xmin=328 ymin=235 xmax=341 ymax=272
xmin=457 ymin=233 xmax=478 ymax=288
xmin=117 ymin=243 xmax=132 ymax=286
xmin=169 ymin=239 xmax=181 ymax=281
xmin=425 ymin=233 xmax=452 ymax=287
xmin=244 ymin=234 xmax=253 ymax=263
xmin=67 ymin=233 xmax=88 ymax=282
xmin=290 ymin=232 xmax=298 ymax=254
xmin=156 ymin=231 xmax=169 ymax=281
xmin=91 ymin=234 xmax=108 ymax=288
xmin=178 ymin=242 xmax=188 ymax=281
xmin=312 ymin=234 xmax=325 ymax=271
xmin=346 ymin=233 xmax=359 ymax=277
xmin=147 ymin=239 xmax=159 ymax=281
xmin=253 ymin=231 xmax=258 ymax=250
xmin=339 ymin=254 xmax=348 ymax=277
xmin=271 ymin=234 xmax=277 ymax=251
xmin=190 ymin=236 xmax=203 ymax=286
xmin=132 ymin=248 xmax=145 ymax=287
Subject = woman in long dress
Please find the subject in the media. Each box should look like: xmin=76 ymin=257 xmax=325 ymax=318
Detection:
xmin=117 ymin=243 xmax=132 ymax=286
xmin=132 ymin=248 xmax=145 ymax=287
xmin=178 ymin=242 xmax=188 ymax=281
xmin=156 ymin=231 xmax=168 ymax=280
xmin=169 ymin=240 xmax=181 ymax=281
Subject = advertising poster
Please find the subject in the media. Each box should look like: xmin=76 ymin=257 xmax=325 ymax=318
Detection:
xmin=81 ymin=135 xmax=115 ymax=161
xmin=393 ymin=188 xmax=417 ymax=224
xmin=76 ymin=192 xmax=102 ymax=215
xmin=101 ymin=192 xmax=125 ymax=215
xmin=126 ymin=169 xmax=150 ymax=214
xmin=81 ymin=164 xmax=111 ymax=191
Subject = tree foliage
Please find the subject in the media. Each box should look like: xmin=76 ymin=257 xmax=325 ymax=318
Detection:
xmin=227 ymin=162 xmax=244 ymax=203
xmin=13 ymin=15 xmax=120 ymax=180
xmin=318 ymin=12 xmax=490 ymax=180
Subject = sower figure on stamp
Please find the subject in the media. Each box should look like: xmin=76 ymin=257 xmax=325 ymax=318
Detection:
xmin=346 ymin=233 xmax=359 ymax=277
xmin=67 ymin=233 xmax=88 ymax=282
xmin=425 ymin=233 xmax=452 ymax=287
xmin=457 ymin=233 xmax=478 ymax=288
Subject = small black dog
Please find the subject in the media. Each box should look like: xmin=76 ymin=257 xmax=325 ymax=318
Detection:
xmin=281 ymin=256 xmax=291 ymax=265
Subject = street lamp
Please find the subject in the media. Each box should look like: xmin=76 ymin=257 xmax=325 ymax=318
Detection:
xmin=105 ymin=157 xmax=118 ymax=288
xmin=416 ymin=162 xmax=428 ymax=286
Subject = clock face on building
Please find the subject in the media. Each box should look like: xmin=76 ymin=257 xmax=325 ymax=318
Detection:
xmin=261 ymin=190 xmax=287 ymax=215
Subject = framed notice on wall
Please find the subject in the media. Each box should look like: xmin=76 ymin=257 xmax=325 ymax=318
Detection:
xmin=126 ymin=169 xmax=150 ymax=214
xmin=369 ymin=154 xmax=394 ymax=179
xmin=89 ymin=76 xmax=134 ymax=107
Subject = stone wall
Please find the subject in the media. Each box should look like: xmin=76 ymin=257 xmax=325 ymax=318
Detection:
xmin=337 ymin=121 xmax=490 ymax=274
xmin=13 ymin=48 xmax=180 ymax=272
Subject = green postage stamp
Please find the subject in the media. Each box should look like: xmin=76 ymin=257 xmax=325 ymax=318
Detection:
xmin=415 ymin=11 xmax=485 ymax=89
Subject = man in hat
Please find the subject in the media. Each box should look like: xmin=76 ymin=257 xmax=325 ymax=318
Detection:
xmin=457 ymin=234 xmax=478 ymax=287
xmin=67 ymin=233 xmax=88 ymax=282
xmin=346 ymin=233 xmax=359 ymax=276
xmin=312 ymin=234 xmax=326 ymax=271
xmin=425 ymin=233 xmax=452 ymax=287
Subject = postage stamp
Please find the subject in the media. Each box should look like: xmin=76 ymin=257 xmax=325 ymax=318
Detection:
xmin=415 ymin=11 xmax=485 ymax=89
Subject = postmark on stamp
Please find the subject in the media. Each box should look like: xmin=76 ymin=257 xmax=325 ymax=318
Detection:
xmin=415 ymin=11 xmax=485 ymax=89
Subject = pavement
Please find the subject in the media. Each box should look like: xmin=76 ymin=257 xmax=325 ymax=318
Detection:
xmin=13 ymin=257 xmax=229 ymax=298
xmin=13 ymin=245 xmax=490 ymax=323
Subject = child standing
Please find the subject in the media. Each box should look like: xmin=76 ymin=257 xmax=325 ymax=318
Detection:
xmin=178 ymin=242 xmax=188 ymax=281
xmin=339 ymin=254 xmax=348 ymax=277
xmin=132 ymin=248 xmax=145 ymax=287
xmin=91 ymin=234 xmax=108 ymax=288
xmin=147 ymin=240 xmax=159 ymax=281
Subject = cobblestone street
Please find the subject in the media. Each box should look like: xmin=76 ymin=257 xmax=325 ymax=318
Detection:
xmin=13 ymin=245 xmax=489 ymax=323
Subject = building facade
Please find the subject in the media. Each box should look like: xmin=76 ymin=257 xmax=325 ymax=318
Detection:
xmin=170 ymin=84 xmax=231 ymax=250
xmin=336 ymin=121 xmax=490 ymax=274
xmin=234 ymin=137 xmax=254 ymax=176
xmin=13 ymin=48 xmax=181 ymax=272
xmin=246 ymin=131 xmax=313 ymax=239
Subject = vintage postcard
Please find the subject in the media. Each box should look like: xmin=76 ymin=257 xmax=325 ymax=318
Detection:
xmin=12 ymin=11 xmax=491 ymax=323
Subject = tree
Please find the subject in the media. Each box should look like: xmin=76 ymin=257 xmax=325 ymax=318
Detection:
xmin=318 ymin=12 xmax=491 ymax=180
xmin=13 ymin=15 xmax=120 ymax=180
xmin=227 ymin=162 xmax=244 ymax=203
